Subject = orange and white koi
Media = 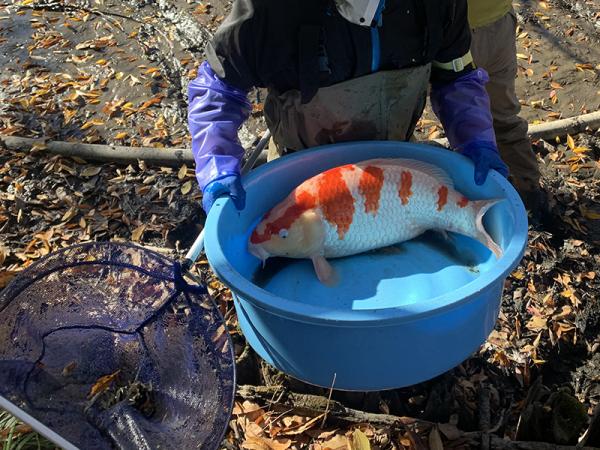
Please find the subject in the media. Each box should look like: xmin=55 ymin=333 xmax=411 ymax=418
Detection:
xmin=248 ymin=158 xmax=502 ymax=285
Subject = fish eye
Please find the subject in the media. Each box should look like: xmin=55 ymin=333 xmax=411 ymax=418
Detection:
xmin=278 ymin=229 xmax=288 ymax=239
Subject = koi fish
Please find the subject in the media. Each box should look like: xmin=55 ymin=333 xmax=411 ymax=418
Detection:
xmin=248 ymin=158 xmax=502 ymax=285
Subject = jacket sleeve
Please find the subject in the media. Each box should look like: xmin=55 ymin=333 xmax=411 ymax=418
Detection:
xmin=188 ymin=61 xmax=252 ymax=191
xmin=204 ymin=0 xmax=263 ymax=89
xmin=430 ymin=0 xmax=472 ymax=83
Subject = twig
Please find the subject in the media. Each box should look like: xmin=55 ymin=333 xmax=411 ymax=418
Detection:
xmin=489 ymin=408 xmax=507 ymax=434
xmin=0 ymin=135 xmax=193 ymax=167
xmin=480 ymin=385 xmax=492 ymax=450
xmin=432 ymin=110 xmax=600 ymax=147
xmin=237 ymin=384 xmax=433 ymax=428
xmin=261 ymin=407 xmax=295 ymax=432
xmin=321 ymin=372 xmax=336 ymax=428
xmin=3 ymin=110 xmax=599 ymax=169
xmin=579 ymin=401 xmax=600 ymax=447
xmin=479 ymin=384 xmax=492 ymax=432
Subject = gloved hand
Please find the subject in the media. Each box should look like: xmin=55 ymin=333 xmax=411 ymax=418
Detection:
xmin=460 ymin=141 xmax=509 ymax=185
xmin=201 ymin=174 xmax=246 ymax=213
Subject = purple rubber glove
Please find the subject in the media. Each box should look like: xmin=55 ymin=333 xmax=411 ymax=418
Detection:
xmin=430 ymin=68 xmax=509 ymax=184
xmin=202 ymin=174 xmax=246 ymax=213
xmin=188 ymin=61 xmax=251 ymax=200
xmin=460 ymin=140 xmax=509 ymax=185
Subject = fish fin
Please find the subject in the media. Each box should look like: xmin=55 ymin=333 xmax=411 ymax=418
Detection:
xmin=473 ymin=199 xmax=504 ymax=259
xmin=311 ymin=255 xmax=339 ymax=286
xmin=359 ymin=158 xmax=454 ymax=188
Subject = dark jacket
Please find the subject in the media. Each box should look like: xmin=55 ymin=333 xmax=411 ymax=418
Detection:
xmin=206 ymin=0 xmax=473 ymax=102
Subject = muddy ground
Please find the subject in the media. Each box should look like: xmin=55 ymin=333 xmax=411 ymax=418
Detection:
xmin=1 ymin=0 xmax=600 ymax=449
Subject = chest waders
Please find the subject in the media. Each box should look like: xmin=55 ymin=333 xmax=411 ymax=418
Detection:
xmin=263 ymin=64 xmax=431 ymax=160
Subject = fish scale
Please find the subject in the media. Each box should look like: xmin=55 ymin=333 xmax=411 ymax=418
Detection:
xmin=320 ymin=164 xmax=476 ymax=258
xmin=248 ymin=158 xmax=502 ymax=285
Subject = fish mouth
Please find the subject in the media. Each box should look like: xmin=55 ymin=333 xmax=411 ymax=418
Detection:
xmin=248 ymin=243 xmax=270 ymax=267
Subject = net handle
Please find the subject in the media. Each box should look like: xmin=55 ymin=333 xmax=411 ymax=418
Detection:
xmin=182 ymin=130 xmax=271 ymax=272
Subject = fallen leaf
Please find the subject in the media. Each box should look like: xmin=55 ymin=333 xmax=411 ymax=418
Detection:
xmin=80 ymin=119 xmax=105 ymax=131
xmin=526 ymin=316 xmax=547 ymax=331
xmin=88 ymin=370 xmax=120 ymax=398
xmin=131 ymin=225 xmax=146 ymax=242
xmin=62 ymin=361 xmax=78 ymax=376
xmin=194 ymin=4 xmax=210 ymax=14
xmin=241 ymin=436 xmax=291 ymax=450
xmin=61 ymin=207 xmax=78 ymax=223
xmin=178 ymin=164 xmax=188 ymax=180
xmin=566 ymin=134 xmax=575 ymax=150
xmin=0 ymin=271 xmax=17 ymax=289
xmin=0 ymin=246 xmax=7 ymax=266
xmin=181 ymin=180 xmax=192 ymax=195
xmin=81 ymin=166 xmax=102 ymax=177
xmin=350 ymin=429 xmax=371 ymax=450
xmin=138 ymin=96 xmax=163 ymax=111
xmin=128 ymin=75 xmax=141 ymax=86
xmin=114 ymin=132 xmax=128 ymax=140
xmin=280 ymin=414 xmax=324 ymax=436
xmin=560 ymin=288 xmax=575 ymax=298
xmin=512 ymin=270 xmax=525 ymax=280
xmin=75 ymin=36 xmax=117 ymax=50
xmin=320 ymin=434 xmax=349 ymax=450
xmin=575 ymin=63 xmax=594 ymax=71
xmin=573 ymin=147 xmax=590 ymax=154
xmin=233 ymin=401 xmax=266 ymax=424
xmin=428 ymin=426 xmax=444 ymax=450
xmin=530 ymin=100 xmax=544 ymax=109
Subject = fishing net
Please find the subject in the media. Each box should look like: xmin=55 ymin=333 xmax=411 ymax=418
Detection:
xmin=0 ymin=242 xmax=235 ymax=450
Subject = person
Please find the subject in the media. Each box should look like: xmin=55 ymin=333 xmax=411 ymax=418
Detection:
xmin=188 ymin=0 xmax=510 ymax=214
xmin=467 ymin=0 xmax=547 ymax=221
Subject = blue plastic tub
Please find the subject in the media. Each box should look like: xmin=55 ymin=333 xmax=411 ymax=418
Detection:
xmin=204 ymin=141 xmax=528 ymax=391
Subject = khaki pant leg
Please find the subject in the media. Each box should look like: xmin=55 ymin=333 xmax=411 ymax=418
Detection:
xmin=471 ymin=12 xmax=540 ymax=191
xmin=266 ymin=137 xmax=285 ymax=162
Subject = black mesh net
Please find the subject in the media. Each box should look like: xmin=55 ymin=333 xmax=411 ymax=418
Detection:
xmin=0 ymin=242 xmax=235 ymax=450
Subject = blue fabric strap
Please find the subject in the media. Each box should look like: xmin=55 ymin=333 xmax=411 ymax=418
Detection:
xmin=371 ymin=27 xmax=380 ymax=72
xmin=370 ymin=0 xmax=385 ymax=72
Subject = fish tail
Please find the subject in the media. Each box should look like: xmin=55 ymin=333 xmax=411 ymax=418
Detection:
xmin=473 ymin=199 xmax=504 ymax=259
